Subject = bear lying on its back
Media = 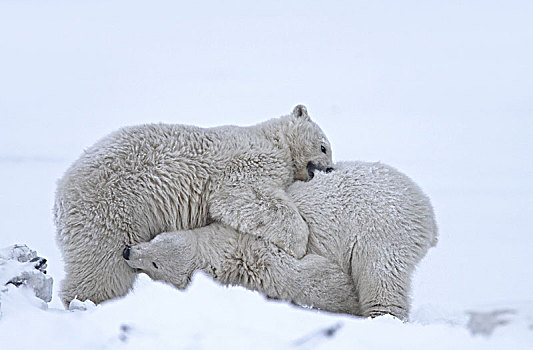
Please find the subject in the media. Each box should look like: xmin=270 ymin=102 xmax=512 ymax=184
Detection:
xmin=54 ymin=105 xmax=332 ymax=307
xmin=124 ymin=161 xmax=438 ymax=320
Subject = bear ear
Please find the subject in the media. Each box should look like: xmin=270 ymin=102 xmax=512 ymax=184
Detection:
xmin=291 ymin=105 xmax=310 ymax=121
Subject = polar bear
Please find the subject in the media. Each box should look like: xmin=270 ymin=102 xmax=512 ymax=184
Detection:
xmin=123 ymin=161 xmax=438 ymax=320
xmin=54 ymin=105 xmax=332 ymax=307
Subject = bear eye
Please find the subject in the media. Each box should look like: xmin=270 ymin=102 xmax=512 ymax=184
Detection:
xmin=321 ymin=145 xmax=327 ymax=154
xmin=152 ymin=262 xmax=159 ymax=269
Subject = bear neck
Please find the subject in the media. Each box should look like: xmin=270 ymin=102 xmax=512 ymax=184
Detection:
xmin=252 ymin=116 xmax=298 ymax=179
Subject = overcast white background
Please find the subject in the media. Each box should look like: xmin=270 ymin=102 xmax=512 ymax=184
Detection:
xmin=1 ymin=1 xmax=532 ymax=348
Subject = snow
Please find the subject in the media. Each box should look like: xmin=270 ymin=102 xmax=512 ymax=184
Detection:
xmin=1 ymin=0 xmax=532 ymax=348
xmin=1 ymin=272 xmax=532 ymax=349
xmin=0 ymin=245 xmax=53 ymax=305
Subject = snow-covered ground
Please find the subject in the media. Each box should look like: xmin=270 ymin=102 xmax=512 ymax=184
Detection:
xmin=1 ymin=1 xmax=532 ymax=348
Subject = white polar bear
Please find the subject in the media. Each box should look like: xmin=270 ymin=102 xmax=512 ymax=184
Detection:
xmin=124 ymin=161 xmax=438 ymax=320
xmin=54 ymin=106 xmax=332 ymax=307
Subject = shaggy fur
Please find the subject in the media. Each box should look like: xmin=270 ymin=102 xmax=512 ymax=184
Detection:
xmin=125 ymin=162 xmax=438 ymax=320
xmin=54 ymin=106 xmax=332 ymax=306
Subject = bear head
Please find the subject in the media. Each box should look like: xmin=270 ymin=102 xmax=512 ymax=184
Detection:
xmin=285 ymin=105 xmax=333 ymax=181
xmin=123 ymin=232 xmax=196 ymax=290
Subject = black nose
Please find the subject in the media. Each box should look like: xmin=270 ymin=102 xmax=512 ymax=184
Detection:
xmin=307 ymin=162 xmax=316 ymax=179
xmin=326 ymin=167 xmax=334 ymax=173
xmin=123 ymin=246 xmax=131 ymax=260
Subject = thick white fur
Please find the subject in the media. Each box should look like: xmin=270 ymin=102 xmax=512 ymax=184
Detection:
xmin=54 ymin=106 xmax=332 ymax=306
xmin=125 ymin=162 xmax=438 ymax=320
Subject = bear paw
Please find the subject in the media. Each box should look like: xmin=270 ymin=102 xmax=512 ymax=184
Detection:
xmin=262 ymin=224 xmax=309 ymax=259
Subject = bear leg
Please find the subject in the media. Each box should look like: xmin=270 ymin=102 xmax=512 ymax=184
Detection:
xmin=59 ymin=245 xmax=137 ymax=307
xmin=210 ymin=186 xmax=310 ymax=259
xmin=351 ymin=248 xmax=411 ymax=320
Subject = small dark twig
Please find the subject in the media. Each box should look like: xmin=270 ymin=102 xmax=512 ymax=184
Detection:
xmin=292 ymin=322 xmax=343 ymax=347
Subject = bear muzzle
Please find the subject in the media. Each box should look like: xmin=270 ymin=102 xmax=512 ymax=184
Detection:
xmin=307 ymin=162 xmax=334 ymax=179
